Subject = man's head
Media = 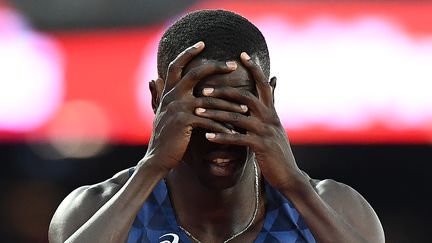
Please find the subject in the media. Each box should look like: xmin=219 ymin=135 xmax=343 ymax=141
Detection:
xmin=153 ymin=10 xmax=272 ymax=189
xmin=157 ymin=9 xmax=270 ymax=80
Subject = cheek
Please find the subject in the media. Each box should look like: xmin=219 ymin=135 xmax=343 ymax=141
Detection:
xmin=187 ymin=129 xmax=212 ymax=152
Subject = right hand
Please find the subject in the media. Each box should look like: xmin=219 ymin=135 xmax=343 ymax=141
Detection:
xmin=143 ymin=41 xmax=247 ymax=173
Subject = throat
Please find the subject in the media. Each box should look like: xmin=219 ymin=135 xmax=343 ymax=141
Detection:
xmin=166 ymin=161 xmax=263 ymax=242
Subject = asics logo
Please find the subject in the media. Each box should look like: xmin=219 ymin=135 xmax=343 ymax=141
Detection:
xmin=159 ymin=233 xmax=179 ymax=243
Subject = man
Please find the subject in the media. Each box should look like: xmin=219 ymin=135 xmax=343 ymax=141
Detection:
xmin=49 ymin=10 xmax=384 ymax=243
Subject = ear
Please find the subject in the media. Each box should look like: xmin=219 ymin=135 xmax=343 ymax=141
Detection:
xmin=269 ymin=76 xmax=277 ymax=104
xmin=149 ymin=78 xmax=165 ymax=113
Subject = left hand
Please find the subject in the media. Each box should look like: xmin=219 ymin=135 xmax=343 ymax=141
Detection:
xmin=194 ymin=52 xmax=306 ymax=192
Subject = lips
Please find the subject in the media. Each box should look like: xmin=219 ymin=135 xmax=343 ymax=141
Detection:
xmin=212 ymin=158 xmax=230 ymax=164
xmin=203 ymin=149 xmax=244 ymax=176
xmin=204 ymin=150 xmax=242 ymax=163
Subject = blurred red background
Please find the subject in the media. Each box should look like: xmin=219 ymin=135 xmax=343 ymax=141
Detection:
xmin=1 ymin=1 xmax=431 ymax=243
xmin=1 ymin=1 xmax=431 ymax=144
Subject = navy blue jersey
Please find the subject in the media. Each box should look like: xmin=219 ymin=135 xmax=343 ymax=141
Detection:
xmin=127 ymin=170 xmax=315 ymax=243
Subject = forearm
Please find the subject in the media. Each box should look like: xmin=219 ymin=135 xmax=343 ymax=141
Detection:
xmin=281 ymin=177 xmax=368 ymax=243
xmin=65 ymin=158 xmax=168 ymax=243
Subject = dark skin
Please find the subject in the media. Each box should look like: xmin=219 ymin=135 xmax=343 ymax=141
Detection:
xmin=49 ymin=42 xmax=385 ymax=243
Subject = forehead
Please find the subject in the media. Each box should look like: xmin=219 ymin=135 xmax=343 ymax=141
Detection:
xmin=183 ymin=58 xmax=254 ymax=88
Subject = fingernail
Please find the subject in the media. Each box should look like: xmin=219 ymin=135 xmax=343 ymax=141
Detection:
xmin=241 ymin=52 xmax=251 ymax=61
xmin=240 ymin=105 xmax=248 ymax=112
xmin=206 ymin=133 xmax=216 ymax=139
xmin=226 ymin=61 xmax=237 ymax=70
xmin=193 ymin=41 xmax=204 ymax=49
xmin=195 ymin=107 xmax=206 ymax=114
xmin=202 ymin=87 xmax=214 ymax=96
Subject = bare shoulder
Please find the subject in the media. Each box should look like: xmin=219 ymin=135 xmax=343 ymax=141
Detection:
xmin=312 ymin=178 xmax=385 ymax=243
xmin=48 ymin=168 xmax=131 ymax=242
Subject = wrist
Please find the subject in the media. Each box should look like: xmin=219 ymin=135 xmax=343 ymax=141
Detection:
xmin=137 ymin=155 xmax=172 ymax=179
xmin=278 ymin=172 xmax=315 ymax=199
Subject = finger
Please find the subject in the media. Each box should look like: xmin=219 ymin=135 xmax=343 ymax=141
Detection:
xmin=201 ymin=86 xmax=266 ymax=116
xmin=164 ymin=41 xmax=205 ymax=93
xmin=195 ymin=96 xmax=248 ymax=114
xmin=194 ymin=109 xmax=260 ymax=133
xmin=163 ymin=96 xmax=247 ymax=118
xmin=240 ymin=52 xmax=273 ymax=106
xmin=189 ymin=115 xmax=234 ymax=134
xmin=205 ymin=132 xmax=257 ymax=147
xmin=177 ymin=60 xmax=237 ymax=95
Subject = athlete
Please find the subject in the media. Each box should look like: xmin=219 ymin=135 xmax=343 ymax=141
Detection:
xmin=49 ymin=10 xmax=385 ymax=243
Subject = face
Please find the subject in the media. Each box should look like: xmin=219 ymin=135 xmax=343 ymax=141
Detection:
xmin=182 ymin=58 xmax=257 ymax=189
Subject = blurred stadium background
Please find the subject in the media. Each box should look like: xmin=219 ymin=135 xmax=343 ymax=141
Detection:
xmin=1 ymin=0 xmax=431 ymax=242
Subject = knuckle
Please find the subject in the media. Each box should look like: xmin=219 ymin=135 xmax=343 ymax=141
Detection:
xmin=172 ymin=112 xmax=187 ymax=124
xmin=229 ymin=112 xmax=241 ymax=122
xmin=272 ymin=116 xmax=282 ymax=126
xmin=177 ymin=50 xmax=186 ymax=57
xmin=187 ymin=68 xmax=200 ymax=80
xmin=160 ymin=96 xmax=171 ymax=108
xmin=174 ymin=50 xmax=185 ymax=60
xmin=218 ymin=86 xmax=230 ymax=95
xmin=168 ymin=61 xmax=182 ymax=73
xmin=194 ymin=98 xmax=204 ymax=107
xmin=240 ymin=89 xmax=252 ymax=99
xmin=261 ymin=124 xmax=273 ymax=135
xmin=166 ymin=98 xmax=190 ymax=113
xmin=267 ymin=111 xmax=281 ymax=125
xmin=182 ymin=49 xmax=194 ymax=59
xmin=250 ymin=62 xmax=261 ymax=71
xmin=216 ymin=62 xmax=228 ymax=71
xmin=213 ymin=124 xmax=226 ymax=132
xmin=165 ymin=100 xmax=178 ymax=112
xmin=161 ymin=91 xmax=175 ymax=107
xmin=204 ymin=97 xmax=214 ymax=106
xmin=203 ymin=59 xmax=216 ymax=67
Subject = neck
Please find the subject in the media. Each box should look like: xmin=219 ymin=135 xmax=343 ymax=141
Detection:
xmin=166 ymin=158 xmax=264 ymax=241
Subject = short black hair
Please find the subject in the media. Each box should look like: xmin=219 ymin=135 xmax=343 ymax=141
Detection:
xmin=157 ymin=9 xmax=270 ymax=80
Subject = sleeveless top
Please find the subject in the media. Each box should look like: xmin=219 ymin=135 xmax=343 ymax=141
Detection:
xmin=127 ymin=169 xmax=316 ymax=243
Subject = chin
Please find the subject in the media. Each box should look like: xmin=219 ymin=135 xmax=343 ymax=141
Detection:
xmin=193 ymin=155 xmax=251 ymax=191
xmin=183 ymin=131 xmax=251 ymax=190
xmin=195 ymin=169 xmax=245 ymax=191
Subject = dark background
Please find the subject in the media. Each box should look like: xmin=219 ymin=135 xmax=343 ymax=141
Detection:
xmin=1 ymin=143 xmax=430 ymax=243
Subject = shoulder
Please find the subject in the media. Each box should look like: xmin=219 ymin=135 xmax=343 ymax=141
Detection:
xmin=312 ymin=178 xmax=385 ymax=243
xmin=48 ymin=168 xmax=131 ymax=242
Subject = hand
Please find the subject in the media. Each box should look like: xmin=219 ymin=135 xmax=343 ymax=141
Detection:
xmin=144 ymin=42 xmax=248 ymax=173
xmin=194 ymin=52 xmax=305 ymax=191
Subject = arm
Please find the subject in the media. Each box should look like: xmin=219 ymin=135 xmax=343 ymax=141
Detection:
xmin=49 ymin=161 xmax=168 ymax=243
xmin=195 ymin=51 xmax=384 ymax=242
xmin=49 ymin=41 xmax=241 ymax=243
xmin=281 ymin=177 xmax=385 ymax=243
